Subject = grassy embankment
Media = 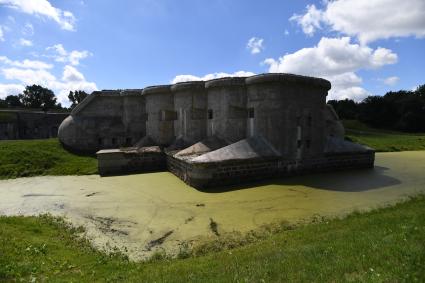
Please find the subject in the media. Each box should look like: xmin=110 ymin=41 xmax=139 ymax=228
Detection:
xmin=0 ymin=139 xmax=97 ymax=180
xmin=343 ymin=120 xmax=425 ymax=152
xmin=1 ymin=196 xmax=424 ymax=282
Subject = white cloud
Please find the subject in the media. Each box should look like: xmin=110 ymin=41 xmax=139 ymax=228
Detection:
xmin=0 ymin=0 xmax=76 ymax=31
xmin=284 ymin=29 xmax=289 ymax=36
xmin=0 ymin=83 xmax=25 ymax=99
xmin=290 ymin=4 xmax=323 ymax=36
xmin=0 ymin=56 xmax=52 ymax=69
xmin=264 ymin=37 xmax=397 ymax=101
xmin=264 ymin=37 xmax=397 ymax=76
xmin=246 ymin=37 xmax=264 ymax=54
xmin=0 ymin=26 xmax=5 ymax=41
xmin=62 ymin=65 xmax=85 ymax=82
xmin=0 ymin=55 xmax=97 ymax=105
xmin=326 ymin=72 xmax=370 ymax=101
xmin=2 ymin=67 xmax=56 ymax=86
xmin=22 ymin=23 xmax=34 ymax=36
xmin=383 ymin=76 xmax=399 ymax=86
xmin=291 ymin=0 xmax=425 ymax=44
xmin=19 ymin=38 xmax=33 ymax=46
xmin=46 ymin=44 xmax=92 ymax=66
xmin=171 ymin=71 xmax=255 ymax=84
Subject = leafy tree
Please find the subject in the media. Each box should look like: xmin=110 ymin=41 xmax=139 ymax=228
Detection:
xmin=18 ymin=85 xmax=58 ymax=111
xmin=327 ymin=99 xmax=358 ymax=120
xmin=327 ymin=83 xmax=425 ymax=132
xmin=0 ymin=98 xmax=6 ymax=108
xmin=5 ymin=95 xmax=23 ymax=107
xmin=68 ymin=90 xmax=89 ymax=109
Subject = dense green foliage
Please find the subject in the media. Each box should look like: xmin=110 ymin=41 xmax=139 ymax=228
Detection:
xmin=1 ymin=196 xmax=424 ymax=282
xmin=344 ymin=120 xmax=425 ymax=152
xmin=68 ymin=90 xmax=89 ymax=109
xmin=329 ymin=84 xmax=425 ymax=132
xmin=18 ymin=85 xmax=62 ymax=111
xmin=0 ymin=85 xmax=89 ymax=111
xmin=0 ymin=138 xmax=97 ymax=179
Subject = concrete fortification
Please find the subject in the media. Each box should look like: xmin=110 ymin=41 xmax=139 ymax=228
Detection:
xmin=58 ymin=73 xmax=374 ymax=188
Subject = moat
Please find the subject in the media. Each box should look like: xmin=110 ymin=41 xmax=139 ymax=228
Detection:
xmin=1 ymin=151 xmax=424 ymax=261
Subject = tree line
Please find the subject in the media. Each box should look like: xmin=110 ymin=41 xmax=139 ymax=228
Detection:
xmin=0 ymin=85 xmax=88 ymax=111
xmin=328 ymin=84 xmax=425 ymax=132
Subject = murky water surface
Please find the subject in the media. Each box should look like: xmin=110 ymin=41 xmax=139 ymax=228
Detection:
xmin=1 ymin=151 xmax=424 ymax=260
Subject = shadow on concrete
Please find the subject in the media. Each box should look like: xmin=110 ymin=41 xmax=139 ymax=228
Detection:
xmin=198 ymin=166 xmax=401 ymax=194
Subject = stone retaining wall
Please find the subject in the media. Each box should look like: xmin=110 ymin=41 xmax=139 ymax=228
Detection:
xmin=97 ymin=147 xmax=165 ymax=176
xmin=167 ymin=151 xmax=375 ymax=189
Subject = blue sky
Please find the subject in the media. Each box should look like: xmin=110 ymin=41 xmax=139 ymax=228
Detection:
xmin=0 ymin=0 xmax=424 ymax=106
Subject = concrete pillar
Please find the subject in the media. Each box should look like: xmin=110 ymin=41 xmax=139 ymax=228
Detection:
xmin=205 ymin=77 xmax=247 ymax=143
xmin=142 ymin=85 xmax=175 ymax=146
xmin=171 ymin=81 xmax=206 ymax=144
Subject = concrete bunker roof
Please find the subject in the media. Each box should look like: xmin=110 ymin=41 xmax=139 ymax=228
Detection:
xmin=246 ymin=73 xmax=331 ymax=90
xmin=205 ymin=77 xmax=246 ymax=89
xmin=171 ymin=81 xmax=205 ymax=92
xmin=142 ymin=85 xmax=172 ymax=96
xmin=121 ymin=89 xmax=143 ymax=97
xmin=191 ymin=135 xmax=280 ymax=163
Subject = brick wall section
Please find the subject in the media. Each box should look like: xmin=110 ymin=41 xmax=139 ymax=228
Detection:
xmin=167 ymin=151 xmax=375 ymax=189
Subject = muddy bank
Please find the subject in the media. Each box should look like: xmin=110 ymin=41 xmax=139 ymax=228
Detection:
xmin=0 ymin=151 xmax=424 ymax=260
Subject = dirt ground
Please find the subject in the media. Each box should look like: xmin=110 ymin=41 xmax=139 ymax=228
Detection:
xmin=1 ymin=151 xmax=424 ymax=260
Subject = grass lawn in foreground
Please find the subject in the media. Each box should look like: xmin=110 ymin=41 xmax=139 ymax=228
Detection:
xmin=0 ymin=196 xmax=424 ymax=282
xmin=0 ymin=138 xmax=97 ymax=179
xmin=343 ymin=120 xmax=425 ymax=152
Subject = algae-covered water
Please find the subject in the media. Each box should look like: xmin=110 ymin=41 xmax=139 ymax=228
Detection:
xmin=1 ymin=151 xmax=424 ymax=260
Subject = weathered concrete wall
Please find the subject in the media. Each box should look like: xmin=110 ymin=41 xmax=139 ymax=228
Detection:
xmin=245 ymin=74 xmax=330 ymax=159
xmin=143 ymin=85 xmax=175 ymax=146
xmin=171 ymin=81 xmax=207 ymax=144
xmin=205 ymin=77 xmax=247 ymax=143
xmin=122 ymin=90 xmax=147 ymax=145
xmin=0 ymin=110 xmax=68 ymax=140
xmin=97 ymin=146 xmax=165 ymax=176
xmin=58 ymin=89 xmax=146 ymax=152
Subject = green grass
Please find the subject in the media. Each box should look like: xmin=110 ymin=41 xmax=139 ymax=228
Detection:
xmin=1 ymin=196 xmax=424 ymax=282
xmin=344 ymin=120 xmax=425 ymax=152
xmin=0 ymin=138 xmax=97 ymax=179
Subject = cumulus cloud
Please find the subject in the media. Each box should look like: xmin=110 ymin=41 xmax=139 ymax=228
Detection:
xmin=19 ymin=38 xmax=33 ymax=46
xmin=171 ymin=71 xmax=255 ymax=84
xmin=246 ymin=37 xmax=264 ymax=54
xmin=62 ymin=65 xmax=85 ymax=82
xmin=0 ymin=0 xmax=76 ymax=31
xmin=264 ymin=37 xmax=397 ymax=76
xmin=290 ymin=4 xmax=323 ymax=36
xmin=2 ymin=67 xmax=56 ymax=86
xmin=0 ymin=83 xmax=25 ymax=99
xmin=263 ymin=37 xmax=397 ymax=101
xmin=383 ymin=76 xmax=399 ymax=86
xmin=0 ymin=56 xmax=52 ymax=69
xmin=0 ymin=56 xmax=97 ymax=106
xmin=290 ymin=0 xmax=425 ymax=44
xmin=46 ymin=44 xmax=92 ymax=66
